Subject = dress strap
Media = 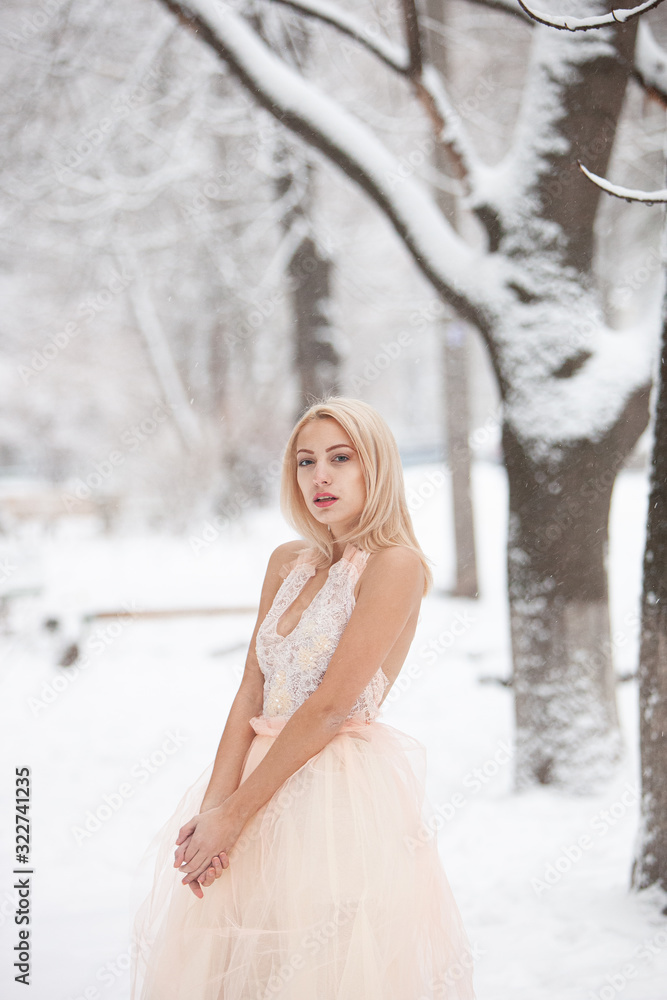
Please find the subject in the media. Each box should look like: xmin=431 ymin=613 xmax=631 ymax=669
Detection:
xmin=278 ymin=546 xmax=318 ymax=581
xmin=341 ymin=542 xmax=370 ymax=577
xmin=278 ymin=541 xmax=368 ymax=581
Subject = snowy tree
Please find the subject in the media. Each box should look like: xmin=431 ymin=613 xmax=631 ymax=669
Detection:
xmin=510 ymin=0 xmax=667 ymax=902
xmin=153 ymin=0 xmax=665 ymax=793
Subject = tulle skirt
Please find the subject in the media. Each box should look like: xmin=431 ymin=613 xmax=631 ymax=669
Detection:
xmin=129 ymin=714 xmax=477 ymax=1000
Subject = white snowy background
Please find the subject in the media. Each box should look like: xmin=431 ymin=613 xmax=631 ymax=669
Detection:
xmin=2 ymin=0 xmax=667 ymax=997
xmin=1 ymin=458 xmax=666 ymax=1000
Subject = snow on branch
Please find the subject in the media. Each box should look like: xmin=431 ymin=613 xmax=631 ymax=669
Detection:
xmin=268 ymin=0 xmax=409 ymax=72
xmin=264 ymin=0 xmax=480 ymax=183
xmin=633 ymin=21 xmax=667 ymax=105
xmin=155 ymin=0 xmax=500 ymax=325
xmin=516 ymin=0 xmax=665 ymax=31
xmin=579 ymin=161 xmax=667 ymax=203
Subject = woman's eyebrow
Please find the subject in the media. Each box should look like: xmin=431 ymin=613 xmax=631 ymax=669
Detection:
xmin=296 ymin=444 xmax=355 ymax=454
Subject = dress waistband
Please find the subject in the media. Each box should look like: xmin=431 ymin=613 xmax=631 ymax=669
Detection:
xmin=249 ymin=713 xmax=373 ymax=737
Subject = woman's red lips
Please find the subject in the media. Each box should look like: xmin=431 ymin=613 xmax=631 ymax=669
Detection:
xmin=313 ymin=493 xmax=338 ymax=506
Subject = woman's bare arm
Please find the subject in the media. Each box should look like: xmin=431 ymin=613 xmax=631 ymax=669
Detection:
xmin=198 ymin=539 xmax=304 ymax=811
xmin=195 ymin=547 xmax=424 ymax=857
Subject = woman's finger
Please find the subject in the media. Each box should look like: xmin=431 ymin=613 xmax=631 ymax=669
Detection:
xmin=174 ymin=817 xmax=197 ymax=846
xmin=173 ymin=833 xmax=193 ymax=868
xmin=179 ymin=847 xmax=209 ymax=880
xmin=201 ymin=858 xmax=223 ymax=885
xmin=187 ymin=879 xmax=204 ymax=899
xmin=181 ymin=855 xmax=212 ymax=884
xmin=179 ymin=837 xmax=202 ymax=868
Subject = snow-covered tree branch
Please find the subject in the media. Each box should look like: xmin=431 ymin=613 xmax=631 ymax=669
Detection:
xmin=460 ymin=0 xmax=667 ymax=104
xmin=264 ymin=0 xmax=484 ymax=187
xmin=158 ymin=0 xmax=500 ymax=329
xmin=579 ymin=161 xmax=667 ymax=203
xmin=516 ymin=0 xmax=664 ymax=31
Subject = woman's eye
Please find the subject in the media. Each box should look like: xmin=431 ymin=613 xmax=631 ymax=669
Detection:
xmin=297 ymin=455 xmax=349 ymax=466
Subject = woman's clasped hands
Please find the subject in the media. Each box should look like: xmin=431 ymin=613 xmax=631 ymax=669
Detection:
xmin=173 ymin=802 xmax=244 ymax=900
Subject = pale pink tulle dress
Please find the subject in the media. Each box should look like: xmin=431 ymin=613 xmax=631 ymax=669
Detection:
xmin=129 ymin=542 xmax=477 ymax=1000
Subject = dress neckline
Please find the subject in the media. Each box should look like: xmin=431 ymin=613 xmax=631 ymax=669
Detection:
xmin=274 ymin=542 xmax=367 ymax=641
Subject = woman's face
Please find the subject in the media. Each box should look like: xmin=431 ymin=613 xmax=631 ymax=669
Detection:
xmin=295 ymin=418 xmax=366 ymax=541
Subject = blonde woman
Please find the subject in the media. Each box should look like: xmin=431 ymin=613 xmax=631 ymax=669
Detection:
xmin=130 ymin=397 xmax=476 ymax=1000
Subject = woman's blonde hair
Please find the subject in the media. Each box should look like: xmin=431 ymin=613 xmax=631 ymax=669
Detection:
xmin=279 ymin=396 xmax=434 ymax=596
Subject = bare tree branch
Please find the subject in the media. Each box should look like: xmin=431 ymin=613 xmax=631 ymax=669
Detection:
xmin=457 ymin=0 xmax=533 ymax=21
xmin=262 ymin=0 xmax=481 ymax=187
xmin=269 ymin=0 xmax=409 ymax=72
xmin=401 ymin=0 xmax=423 ymax=76
xmin=579 ymin=160 xmax=667 ymax=203
xmin=516 ymin=0 xmax=665 ymax=32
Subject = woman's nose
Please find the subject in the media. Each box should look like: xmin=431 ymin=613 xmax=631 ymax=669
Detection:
xmin=313 ymin=463 xmax=331 ymax=485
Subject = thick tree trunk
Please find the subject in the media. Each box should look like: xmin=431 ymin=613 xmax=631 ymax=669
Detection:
xmin=503 ymin=385 xmax=650 ymax=791
xmin=491 ymin=14 xmax=648 ymax=791
xmin=631 ymin=308 xmax=667 ymax=896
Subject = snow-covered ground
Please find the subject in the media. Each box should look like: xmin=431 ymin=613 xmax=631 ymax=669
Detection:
xmin=1 ymin=459 xmax=666 ymax=1000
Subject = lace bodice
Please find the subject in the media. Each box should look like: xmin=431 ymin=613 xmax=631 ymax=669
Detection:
xmin=255 ymin=542 xmax=389 ymax=723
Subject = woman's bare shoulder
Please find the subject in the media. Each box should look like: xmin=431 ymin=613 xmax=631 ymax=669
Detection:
xmin=366 ymin=544 xmax=423 ymax=571
xmin=266 ymin=539 xmax=312 ymax=578
xmin=361 ymin=544 xmax=424 ymax=595
xmin=269 ymin=538 xmax=311 ymax=563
